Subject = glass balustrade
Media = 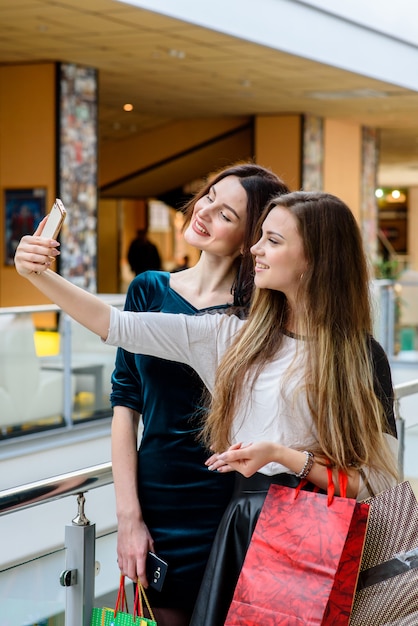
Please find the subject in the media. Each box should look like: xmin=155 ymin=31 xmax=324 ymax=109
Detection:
xmin=0 ymin=530 xmax=128 ymax=626
xmin=0 ymin=547 xmax=66 ymax=626
xmin=0 ymin=296 xmax=124 ymax=440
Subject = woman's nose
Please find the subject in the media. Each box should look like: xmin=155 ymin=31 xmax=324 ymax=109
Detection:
xmin=250 ymin=240 xmax=262 ymax=255
xmin=197 ymin=203 xmax=213 ymax=218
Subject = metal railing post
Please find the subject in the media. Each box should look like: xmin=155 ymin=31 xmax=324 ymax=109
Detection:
xmin=394 ymin=391 xmax=404 ymax=480
xmin=61 ymin=313 xmax=74 ymax=426
xmin=61 ymin=493 xmax=95 ymax=626
xmin=396 ymin=415 xmax=405 ymax=481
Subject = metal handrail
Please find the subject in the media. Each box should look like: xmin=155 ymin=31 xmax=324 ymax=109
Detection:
xmin=394 ymin=379 xmax=418 ymax=400
xmin=0 ymin=295 xmax=126 ymax=317
xmin=0 ymin=461 xmax=112 ymax=516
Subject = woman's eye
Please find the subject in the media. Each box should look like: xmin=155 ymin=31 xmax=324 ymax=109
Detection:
xmin=206 ymin=194 xmax=214 ymax=203
xmin=220 ymin=212 xmax=232 ymax=222
xmin=268 ymin=238 xmax=279 ymax=245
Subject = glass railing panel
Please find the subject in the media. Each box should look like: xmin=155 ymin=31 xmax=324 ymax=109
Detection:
xmin=402 ymin=422 xmax=418 ymax=490
xmin=58 ymin=316 xmax=118 ymax=422
xmin=397 ymin=281 xmax=418 ymax=352
xmin=0 ymin=296 xmax=125 ymax=440
xmin=0 ymin=548 xmax=66 ymax=626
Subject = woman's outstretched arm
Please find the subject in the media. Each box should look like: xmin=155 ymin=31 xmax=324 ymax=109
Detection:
xmin=14 ymin=220 xmax=111 ymax=340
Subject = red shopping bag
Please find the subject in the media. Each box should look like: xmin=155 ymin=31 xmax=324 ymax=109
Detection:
xmin=225 ymin=471 xmax=369 ymax=626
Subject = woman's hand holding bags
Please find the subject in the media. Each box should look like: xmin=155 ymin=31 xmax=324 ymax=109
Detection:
xmin=90 ymin=574 xmax=157 ymax=626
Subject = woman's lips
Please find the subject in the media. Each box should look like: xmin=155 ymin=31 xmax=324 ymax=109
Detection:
xmin=192 ymin=218 xmax=210 ymax=236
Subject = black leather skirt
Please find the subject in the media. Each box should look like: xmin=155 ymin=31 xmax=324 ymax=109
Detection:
xmin=189 ymin=472 xmax=310 ymax=626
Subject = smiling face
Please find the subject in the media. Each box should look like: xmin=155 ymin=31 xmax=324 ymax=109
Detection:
xmin=183 ymin=175 xmax=248 ymax=258
xmin=250 ymin=205 xmax=307 ymax=303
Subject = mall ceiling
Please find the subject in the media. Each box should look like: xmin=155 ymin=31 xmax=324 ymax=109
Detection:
xmin=2 ymin=0 xmax=418 ymax=190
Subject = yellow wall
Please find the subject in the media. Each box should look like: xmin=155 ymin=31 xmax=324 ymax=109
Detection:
xmin=323 ymin=119 xmax=362 ymax=221
xmin=0 ymin=63 xmax=57 ymax=307
xmin=254 ymin=115 xmax=302 ymax=190
xmin=97 ymin=198 xmax=120 ymax=294
xmin=99 ymin=117 xmax=251 ymax=189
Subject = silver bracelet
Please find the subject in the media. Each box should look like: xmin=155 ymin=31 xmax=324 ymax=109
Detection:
xmin=296 ymin=451 xmax=314 ymax=479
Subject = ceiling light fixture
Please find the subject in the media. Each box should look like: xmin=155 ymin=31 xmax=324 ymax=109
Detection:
xmin=168 ymin=49 xmax=186 ymax=59
xmin=123 ymin=103 xmax=134 ymax=112
xmin=307 ymin=89 xmax=390 ymax=100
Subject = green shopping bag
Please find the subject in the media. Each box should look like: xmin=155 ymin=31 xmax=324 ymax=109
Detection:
xmin=90 ymin=575 xmax=157 ymax=626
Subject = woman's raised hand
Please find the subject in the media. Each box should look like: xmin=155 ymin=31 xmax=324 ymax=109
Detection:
xmin=14 ymin=217 xmax=60 ymax=277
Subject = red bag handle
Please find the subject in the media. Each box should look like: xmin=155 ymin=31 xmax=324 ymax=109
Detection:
xmin=338 ymin=469 xmax=348 ymax=498
xmin=133 ymin=582 xmax=143 ymax=618
xmin=295 ymin=466 xmax=348 ymax=506
xmin=327 ymin=466 xmax=348 ymax=503
xmin=294 ymin=478 xmax=321 ymax=501
xmin=114 ymin=574 xmax=129 ymax=616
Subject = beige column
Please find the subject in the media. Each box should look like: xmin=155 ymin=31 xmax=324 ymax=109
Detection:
xmin=254 ymin=115 xmax=303 ymax=190
xmin=323 ymin=119 xmax=362 ymax=222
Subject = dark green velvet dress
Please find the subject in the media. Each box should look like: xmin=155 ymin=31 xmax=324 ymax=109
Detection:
xmin=110 ymin=271 xmax=235 ymax=610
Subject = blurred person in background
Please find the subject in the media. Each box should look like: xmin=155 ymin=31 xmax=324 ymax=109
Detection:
xmin=127 ymin=227 xmax=162 ymax=275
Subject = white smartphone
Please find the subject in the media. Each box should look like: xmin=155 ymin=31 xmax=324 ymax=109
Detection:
xmin=41 ymin=199 xmax=67 ymax=239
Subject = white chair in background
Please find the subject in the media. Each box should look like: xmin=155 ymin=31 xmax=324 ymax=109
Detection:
xmin=0 ymin=313 xmax=72 ymax=431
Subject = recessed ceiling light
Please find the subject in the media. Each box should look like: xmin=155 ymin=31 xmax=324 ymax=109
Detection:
xmin=307 ymin=89 xmax=389 ymax=100
xmin=168 ymin=49 xmax=186 ymax=59
xmin=123 ymin=103 xmax=133 ymax=112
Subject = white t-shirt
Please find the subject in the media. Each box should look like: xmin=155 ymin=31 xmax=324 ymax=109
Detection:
xmin=105 ymin=307 xmax=398 ymax=500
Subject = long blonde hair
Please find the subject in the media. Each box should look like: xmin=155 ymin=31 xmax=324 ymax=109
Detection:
xmin=201 ymin=191 xmax=399 ymax=481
